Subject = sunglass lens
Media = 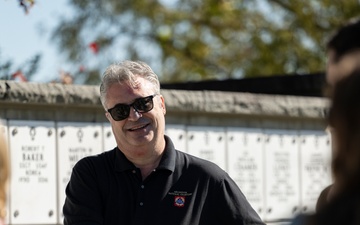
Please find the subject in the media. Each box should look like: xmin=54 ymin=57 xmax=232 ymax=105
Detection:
xmin=134 ymin=96 xmax=154 ymax=112
xmin=108 ymin=95 xmax=155 ymax=121
xmin=111 ymin=105 xmax=130 ymax=121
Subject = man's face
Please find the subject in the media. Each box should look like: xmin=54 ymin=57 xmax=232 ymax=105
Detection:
xmin=105 ymin=76 xmax=166 ymax=159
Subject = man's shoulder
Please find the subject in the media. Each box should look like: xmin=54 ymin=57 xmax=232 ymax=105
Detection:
xmin=176 ymin=150 xmax=227 ymax=179
xmin=74 ymin=148 xmax=116 ymax=170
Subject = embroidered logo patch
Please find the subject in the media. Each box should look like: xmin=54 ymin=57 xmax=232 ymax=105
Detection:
xmin=174 ymin=196 xmax=185 ymax=207
xmin=169 ymin=191 xmax=192 ymax=208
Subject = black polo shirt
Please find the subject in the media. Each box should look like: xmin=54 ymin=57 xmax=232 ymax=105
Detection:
xmin=63 ymin=136 xmax=264 ymax=225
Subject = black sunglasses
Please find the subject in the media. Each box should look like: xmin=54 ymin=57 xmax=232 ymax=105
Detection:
xmin=107 ymin=94 xmax=157 ymax=121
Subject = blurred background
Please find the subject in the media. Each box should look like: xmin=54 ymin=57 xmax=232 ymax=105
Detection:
xmin=1 ymin=0 xmax=359 ymax=84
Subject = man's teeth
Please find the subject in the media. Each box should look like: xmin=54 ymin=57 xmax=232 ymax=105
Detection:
xmin=130 ymin=124 xmax=147 ymax=130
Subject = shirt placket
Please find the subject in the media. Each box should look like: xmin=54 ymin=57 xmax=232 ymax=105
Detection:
xmin=133 ymin=169 xmax=156 ymax=225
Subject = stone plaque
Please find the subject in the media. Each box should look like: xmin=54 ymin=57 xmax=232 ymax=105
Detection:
xmin=299 ymin=130 xmax=332 ymax=213
xmin=57 ymin=122 xmax=103 ymax=223
xmin=9 ymin=120 xmax=57 ymax=224
xmin=187 ymin=126 xmax=226 ymax=170
xmin=263 ymin=129 xmax=300 ymax=221
xmin=103 ymin=123 xmax=117 ymax=151
xmin=165 ymin=124 xmax=187 ymax=152
xmin=227 ymin=127 xmax=265 ymax=219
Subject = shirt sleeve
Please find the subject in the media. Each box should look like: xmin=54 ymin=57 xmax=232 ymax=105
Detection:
xmin=63 ymin=157 xmax=103 ymax=225
xmin=213 ymin=174 xmax=265 ymax=225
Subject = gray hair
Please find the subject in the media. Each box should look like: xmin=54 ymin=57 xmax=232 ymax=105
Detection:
xmin=100 ymin=60 xmax=161 ymax=109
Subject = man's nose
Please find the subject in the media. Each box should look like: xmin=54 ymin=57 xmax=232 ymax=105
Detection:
xmin=127 ymin=106 xmax=142 ymax=121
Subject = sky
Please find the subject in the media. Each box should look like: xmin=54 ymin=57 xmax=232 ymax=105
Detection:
xmin=0 ymin=0 xmax=73 ymax=83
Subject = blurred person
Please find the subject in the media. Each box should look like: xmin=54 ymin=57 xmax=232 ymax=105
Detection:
xmin=59 ymin=70 xmax=74 ymax=85
xmin=63 ymin=60 xmax=265 ymax=225
xmin=293 ymin=69 xmax=360 ymax=225
xmin=0 ymin=126 xmax=9 ymax=225
xmin=316 ymin=17 xmax=360 ymax=212
xmin=326 ymin=17 xmax=360 ymax=93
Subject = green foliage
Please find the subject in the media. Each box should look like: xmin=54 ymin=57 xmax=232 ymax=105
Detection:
xmin=0 ymin=50 xmax=12 ymax=80
xmin=0 ymin=50 xmax=41 ymax=81
xmin=52 ymin=0 xmax=360 ymax=84
xmin=21 ymin=54 xmax=42 ymax=79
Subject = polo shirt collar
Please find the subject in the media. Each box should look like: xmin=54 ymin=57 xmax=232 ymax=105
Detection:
xmin=157 ymin=135 xmax=176 ymax=173
xmin=114 ymin=135 xmax=176 ymax=173
xmin=114 ymin=149 xmax=136 ymax=172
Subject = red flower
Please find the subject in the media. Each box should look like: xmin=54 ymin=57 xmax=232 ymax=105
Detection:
xmin=89 ymin=42 xmax=99 ymax=54
xmin=11 ymin=70 xmax=27 ymax=82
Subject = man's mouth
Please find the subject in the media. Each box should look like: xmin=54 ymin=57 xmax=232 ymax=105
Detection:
xmin=128 ymin=123 xmax=149 ymax=131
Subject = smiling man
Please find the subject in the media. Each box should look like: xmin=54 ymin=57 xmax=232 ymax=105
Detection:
xmin=63 ymin=60 xmax=265 ymax=225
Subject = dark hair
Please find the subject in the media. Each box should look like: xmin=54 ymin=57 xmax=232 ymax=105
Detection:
xmin=327 ymin=17 xmax=360 ymax=62
xmin=328 ymin=69 xmax=360 ymax=191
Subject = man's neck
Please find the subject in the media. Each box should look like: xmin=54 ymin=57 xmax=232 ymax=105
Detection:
xmin=130 ymin=153 xmax=163 ymax=180
xmin=120 ymin=138 xmax=166 ymax=180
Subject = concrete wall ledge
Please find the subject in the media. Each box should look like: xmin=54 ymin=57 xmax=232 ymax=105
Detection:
xmin=0 ymin=80 xmax=329 ymax=119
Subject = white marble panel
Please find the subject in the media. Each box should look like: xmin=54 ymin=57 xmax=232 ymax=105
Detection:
xmin=57 ymin=122 xmax=103 ymax=223
xmin=165 ymin=124 xmax=187 ymax=152
xmin=9 ymin=120 xmax=57 ymax=224
xmin=299 ymin=130 xmax=332 ymax=213
xmin=187 ymin=126 xmax=226 ymax=170
xmin=263 ymin=129 xmax=301 ymax=221
xmin=227 ymin=127 xmax=265 ymax=219
xmin=102 ymin=123 xmax=117 ymax=151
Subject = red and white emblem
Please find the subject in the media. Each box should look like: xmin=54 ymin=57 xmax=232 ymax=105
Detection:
xmin=174 ymin=196 xmax=185 ymax=207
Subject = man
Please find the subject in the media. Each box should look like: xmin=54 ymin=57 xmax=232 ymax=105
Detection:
xmin=63 ymin=60 xmax=264 ymax=225
xmin=316 ymin=17 xmax=360 ymax=212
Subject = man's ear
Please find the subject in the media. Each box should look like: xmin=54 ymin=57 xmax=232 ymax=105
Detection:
xmin=160 ymin=95 xmax=166 ymax=115
xmin=105 ymin=112 xmax=112 ymax=122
